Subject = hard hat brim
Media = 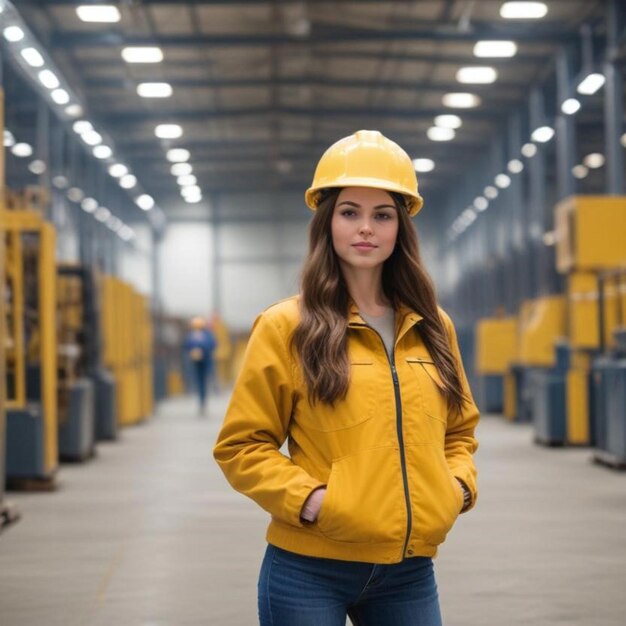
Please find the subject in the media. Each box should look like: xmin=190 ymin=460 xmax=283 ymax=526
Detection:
xmin=305 ymin=180 xmax=424 ymax=217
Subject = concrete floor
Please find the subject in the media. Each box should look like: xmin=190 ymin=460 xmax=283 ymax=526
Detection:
xmin=1 ymin=393 xmax=625 ymax=626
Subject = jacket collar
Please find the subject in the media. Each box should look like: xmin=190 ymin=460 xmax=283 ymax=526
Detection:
xmin=347 ymin=300 xmax=424 ymax=341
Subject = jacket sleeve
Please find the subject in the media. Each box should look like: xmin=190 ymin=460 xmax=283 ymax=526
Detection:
xmin=213 ymin=312 xmax=324 ymax=526
xmin=441 ymin=311 xmax=480 ymax=512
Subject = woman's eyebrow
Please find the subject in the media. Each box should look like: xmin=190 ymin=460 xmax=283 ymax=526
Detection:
xmin=336 ymin=201 xmax=396 ymax=210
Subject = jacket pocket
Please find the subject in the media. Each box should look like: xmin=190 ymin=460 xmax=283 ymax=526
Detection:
xmin=300 ymin=361 xmax=376 ymax=432
xmin=406 ymin=357 xmax=448 ymax=425
xmin=412 ymin=445 xmax=463 ymax=547
xmin=316 ymin=447 xmax=405 ymax=544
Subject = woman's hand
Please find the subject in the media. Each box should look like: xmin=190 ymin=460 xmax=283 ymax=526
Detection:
xmin=300 ymin=487 xmax=327 ymax=523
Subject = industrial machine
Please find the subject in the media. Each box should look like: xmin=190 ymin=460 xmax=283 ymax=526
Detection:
xmin=4 ymin=205 xmax=58 ymax=487
xmin=592 ymin=268 xmax=626 ymax=469
xmin=535 ymin=195 xmax=626 ymax=448
xmin=56 ymin=264 xmax=118 ymax=454
xmin=475 ymin=316 xmax=517 ymax=413
xmin=101 ymin=275 xmax=154 ymax=426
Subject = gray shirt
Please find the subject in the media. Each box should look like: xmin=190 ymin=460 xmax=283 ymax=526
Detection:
xmin=360 ymin=308 xmax=395 ymax=359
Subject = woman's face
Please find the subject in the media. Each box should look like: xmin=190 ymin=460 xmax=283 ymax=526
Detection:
xmin=331 ymin=186 xmax=399 ymax=273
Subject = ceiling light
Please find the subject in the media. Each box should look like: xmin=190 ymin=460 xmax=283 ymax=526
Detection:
xmin=21 ymin=47 xmax=44 ymax=67
xmin=507 ymin=159 xmax=524 ymax=174
xmin=171 ymin=163 xmax=193 ymax=176
xmin=38 ymin=70 xmax=60 ymax=89
xmin=3 ymin=26 xmax=25 ymax=42
xmin=76 ymin=5 xmax=121 ymax=23
xmin=561 ymin=98 xmax=581 ymax=115
xmin=121 ymin=46 xmax=163 ymax=63
xmin=81 ymin=197 xmax=98 ymax=213
xmin=51 ymin=88 xmax=70 ymax=104
xmin=456 ymin=67 xmax=498 ymax=84
xmin=442 ymin=93 xmax=481 ymax=108
xmin=484 ymin=186 xmax=498 ymax=199
xmin=119 ymin=174 xmax=137 ymax=189
xmin=81 ymin=130 xmax=102 ymax=146
xmin=108 ymin=163 xmax=128 ymax=178
xmin=52 ymin=175 xmax=69 ymax=189
xmin=73 ymin=120 xmax=93 ymax=134
xmin=572 ymin=164 xmax=589 ymax=179
xmin=181 ymin=185 xmax=201 ymax=197
xmin=155 ymin=124 xmax=183 ymax=139
xmin=67 ymin=187 xmax=84 ymax=202
xmin=93 ymin=145 xmax=112 ymax=159
xmin=118 ymin=226 xmax=135 ymax=241
xmin=177 ymin=174 xmax=197 ymax=186
xmin=434 ymin=115 xmax=462 ymax=129
xmin=412 ymin=158 xmax=435 ymax=173
xmin=473 ymin=40 xmax=517 ymax=58
xmin=11 ymin=143 xmax=33 ymax=158
xmin=65 ymin=104 xmax=83 ymax=117
xmin=427 ymin=127 xmax=455 ymax=141
xmin=28 ymin=160 xmax=46 ymax=175
xmin=577 ymin=73 xmax=605 ymax=95
xmin=583 ymin=153 xmax=605 ymax=169
xmin=531 ymin=126 xmax=554 ymax=143
xmin=106 ymin=216 xmax=122 ymax=232
xmin=621 ymin=133 xmax=626 ymax=148
xmin=473 ymin=196 xmax=488 ymax=212
xmin=136 ymin=194 xmax=155 ymax=211
xmin=95 ymin=207 xmax=111 ymax=222
xmin=166 ymin=148 xmax=191 ymax=162
xmin=495 ymin=173 xmax=512 ymax=188
xmin=4 ymin=130 xmax=15 ymax=147
xmin=137 ymin=82 xmax=173 ymax=98
xmin=185 ymin=196 xmax=203 ymax=204
xmin=500 ymin=2 xmax=548 ymax=19
xmin=521 ymin=142 xmax=537 ymax=157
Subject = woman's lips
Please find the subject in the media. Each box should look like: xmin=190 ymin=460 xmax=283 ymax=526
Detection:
xmin=352 ymin=242 xmax=376 ymax=249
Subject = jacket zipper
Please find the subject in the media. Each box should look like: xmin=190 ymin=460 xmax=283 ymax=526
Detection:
xmin=357 ymin=324 xmax=412 ymax=561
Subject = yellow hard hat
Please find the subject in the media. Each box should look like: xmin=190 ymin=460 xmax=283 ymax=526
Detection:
xmin=305 ymin=130 xmax=424 ymax=217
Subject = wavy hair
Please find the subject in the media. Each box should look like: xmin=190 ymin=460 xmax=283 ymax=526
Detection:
xmin=291 ymin=188 xmax=466 ymax=415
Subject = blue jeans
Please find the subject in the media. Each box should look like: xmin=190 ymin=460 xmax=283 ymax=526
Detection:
xmin=258 ymin=545 xmax=442 ymax=626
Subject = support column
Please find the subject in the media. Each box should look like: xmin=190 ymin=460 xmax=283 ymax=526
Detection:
xmin=604 ymin=0 xmax=625 ymax=195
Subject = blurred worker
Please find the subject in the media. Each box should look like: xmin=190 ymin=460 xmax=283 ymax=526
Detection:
xmin=184 ymin=316 xmax=217 ymax=416
xmin=214 ymin=130 xmax=479 ymax=625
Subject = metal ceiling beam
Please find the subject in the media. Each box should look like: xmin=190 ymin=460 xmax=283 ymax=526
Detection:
xmin=98 ymin=105 xmax=501 ymax=125
xmin=83 ymin=76 xmax=523 ymax=93
xmin=79 ymin=51 xmax=544 ymax=67
xmin=49 ymin=25 xmax=577 ymax=49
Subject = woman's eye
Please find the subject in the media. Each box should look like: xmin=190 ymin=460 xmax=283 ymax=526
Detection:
xmin=375 ymin=212 xmax=392 ymax=220
xmin=340 ymin=209 xmax=356 ymax=217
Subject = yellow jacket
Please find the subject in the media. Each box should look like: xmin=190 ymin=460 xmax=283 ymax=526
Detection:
xmin=214 ymin=296 xmax=479 ymax=564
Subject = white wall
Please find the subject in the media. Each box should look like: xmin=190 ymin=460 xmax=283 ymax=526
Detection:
xmin=159 ymin=192 xmax=310 ymax=331
xmin=119 ymin=223 xmax=153 ymax=295
xmin=159 ymin=222 xmax=213 ymax=318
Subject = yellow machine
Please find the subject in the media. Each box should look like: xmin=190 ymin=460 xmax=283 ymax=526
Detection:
xmin=555 ymin=195 xmax=626 ymax=273
xmin=101 ymin=276 xmax=153 ymax=426
xmin=474 ymin=316 xmax=517 ymax=413
xmin=546 ymin=195 xmax=626 ymax=446
xmin=3 ymin=209 xmax=58 ymax=486
xmin=211 ymin=314 xmax=233 ymax=387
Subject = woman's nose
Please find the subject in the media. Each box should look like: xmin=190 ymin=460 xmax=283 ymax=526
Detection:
xmin=358 ymin=220 xmax=373 ymax=235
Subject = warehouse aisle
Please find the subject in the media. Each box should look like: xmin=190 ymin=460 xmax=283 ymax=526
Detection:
xmin=1 ymin=396 xmax=625 ymax=626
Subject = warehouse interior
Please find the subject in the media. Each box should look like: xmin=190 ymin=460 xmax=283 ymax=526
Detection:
xmin=0 ymin=1 xmax=625 ymax=625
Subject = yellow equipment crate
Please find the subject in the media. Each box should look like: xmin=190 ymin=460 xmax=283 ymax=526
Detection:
xmin=475 ymin=317 xmax=518 ymax=375
xmin=555 ymin=195 xmax=626 ymax=273
xmin=518 ymin=296 xmax=567 ymax=367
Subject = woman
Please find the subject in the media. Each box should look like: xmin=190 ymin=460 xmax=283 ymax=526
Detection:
xmin=213 ymin=130 xmax=479 ymax=625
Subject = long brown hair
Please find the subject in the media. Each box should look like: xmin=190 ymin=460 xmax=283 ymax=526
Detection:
xmin=291 ymin=188 xmax=466 ymax=415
